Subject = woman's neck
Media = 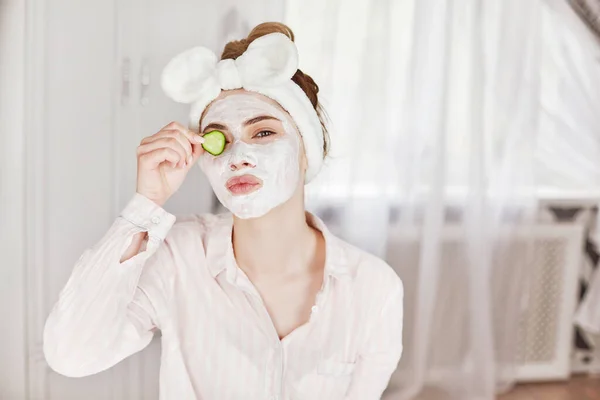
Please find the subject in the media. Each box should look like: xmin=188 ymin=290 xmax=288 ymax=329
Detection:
xmin=231 ymin=191 xmax=318 ymax=276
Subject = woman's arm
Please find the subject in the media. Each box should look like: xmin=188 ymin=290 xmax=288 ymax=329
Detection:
xmin=43 ymin=192 xmax=176 ymax=377
xmin=345 ymin=281 xmax=404 ymax=400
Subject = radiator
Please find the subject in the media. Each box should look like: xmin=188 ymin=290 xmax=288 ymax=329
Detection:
xmin=513 ymin=223 xmax=584 ymax=381
xmin=383 ymin=222 xmax=585 ymax=383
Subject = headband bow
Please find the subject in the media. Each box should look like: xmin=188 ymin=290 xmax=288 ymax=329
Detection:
xmin=160 ymin=33 xmax=324 ymax=182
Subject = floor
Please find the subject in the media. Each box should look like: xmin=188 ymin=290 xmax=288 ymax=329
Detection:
xmin=498 ymin=375 xmax=600 ymax=400
xmin=390 ymin=375 xmax=600 ymax=400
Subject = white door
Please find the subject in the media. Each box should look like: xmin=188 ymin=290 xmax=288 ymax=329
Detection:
xmin=14 ymin=1 xmax=283 ymax=399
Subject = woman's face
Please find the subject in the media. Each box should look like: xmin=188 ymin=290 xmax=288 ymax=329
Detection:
xmin=199 ymin=90 xmax=306 ymax=219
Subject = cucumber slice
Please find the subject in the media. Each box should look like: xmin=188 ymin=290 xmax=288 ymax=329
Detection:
xmin=201 ymin=130 xmax=226 ymax=156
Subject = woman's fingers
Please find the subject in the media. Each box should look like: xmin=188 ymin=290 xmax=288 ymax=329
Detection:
xmin=137 ymin=137 xmax=189 ymax=168
xmin=159 ymin=122 xmax=204 ymax=145
xmin=146 ymin=122 xmax=205 ymax=164
xmin=191 ymin=137 xmax=205 ymax=162
xmin=166 ymin=125 xmax=206 ymax=164
xmin=138 ymin=147 xmax=182 ymax=170
xmin=143 ymin=130 xmax=192 ymax=165
xmin=175 ymin=125 xmax=205 ymax=146
xmin=179 ymin=130 xmax=205 ymax=165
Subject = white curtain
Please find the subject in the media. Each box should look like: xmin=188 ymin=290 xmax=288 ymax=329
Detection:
xmin=285 ymin=0 xmax=600 ymax=399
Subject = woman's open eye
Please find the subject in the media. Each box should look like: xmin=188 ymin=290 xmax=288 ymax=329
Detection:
xmin=254 ymin=130 xmax=276 ymax=139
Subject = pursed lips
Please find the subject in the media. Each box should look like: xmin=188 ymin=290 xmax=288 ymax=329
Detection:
xmin=225 ymin=174 xmax=263 ymax=195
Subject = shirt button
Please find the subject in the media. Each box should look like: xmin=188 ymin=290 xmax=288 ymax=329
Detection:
xmin=151 ymin=216 xmax=161 ymax=224
xmin=311 ymin=305 xmax=319 ymax=313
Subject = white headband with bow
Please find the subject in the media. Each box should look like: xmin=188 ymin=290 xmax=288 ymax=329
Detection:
xmin=160 ymin=32 xmax=324 ymax=182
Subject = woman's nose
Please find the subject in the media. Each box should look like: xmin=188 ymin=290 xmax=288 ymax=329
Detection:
xmin=229 ymin=159 xmax=255 ymax=171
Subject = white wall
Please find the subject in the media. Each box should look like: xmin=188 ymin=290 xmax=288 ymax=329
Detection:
xmin=1 ymin=1 xmax=284 ymax=398
xmin=0 ymin=0 xmax=27 ymax=397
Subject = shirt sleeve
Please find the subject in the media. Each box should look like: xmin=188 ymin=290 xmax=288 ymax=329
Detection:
xmin=345 ymin=280 xmax=404 ymax=400
xmin=43 ymin=193 xmax=177 ymax=378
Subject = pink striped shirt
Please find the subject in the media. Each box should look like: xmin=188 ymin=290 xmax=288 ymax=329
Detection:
xmin=43 ymin=193 xmax=403 ymax=400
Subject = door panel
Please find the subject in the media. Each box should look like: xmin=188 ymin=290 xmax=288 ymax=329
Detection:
xmin=28 ymin=1 xmax=284 ymax=399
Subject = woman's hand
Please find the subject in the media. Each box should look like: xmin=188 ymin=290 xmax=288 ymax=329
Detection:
xmin=136 ymin=121 xmax=205 ymax=207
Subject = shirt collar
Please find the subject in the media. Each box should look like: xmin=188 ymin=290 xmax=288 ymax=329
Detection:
xmin=205 ymin=212 xmax=356 ymax=281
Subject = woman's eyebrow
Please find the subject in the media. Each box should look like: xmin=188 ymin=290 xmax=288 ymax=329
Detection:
xmin=202 ymin=122 xmax=227 ymax=133
xmin=243 ymin=115 xmax=280 ymax=126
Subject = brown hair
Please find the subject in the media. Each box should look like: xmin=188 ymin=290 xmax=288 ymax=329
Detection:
xmin=220 ymin=22 xmax=330 ymax=158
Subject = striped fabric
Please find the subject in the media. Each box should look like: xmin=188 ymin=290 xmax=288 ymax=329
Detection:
xmin=43 ymin=193 xmax=404 ymax=400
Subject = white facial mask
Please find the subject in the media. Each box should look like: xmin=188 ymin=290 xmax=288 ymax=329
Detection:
xmin=199 ymin=93 xmax=301 ymax=219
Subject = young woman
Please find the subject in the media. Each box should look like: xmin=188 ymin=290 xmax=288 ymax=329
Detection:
xmin=43 ymin=23 xmax=403 ymax=400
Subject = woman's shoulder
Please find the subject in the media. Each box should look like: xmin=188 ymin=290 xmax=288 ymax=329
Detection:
xmin=329 ymin=234 xmax=403 ymax=299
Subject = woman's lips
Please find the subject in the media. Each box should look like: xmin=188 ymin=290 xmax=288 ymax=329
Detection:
xmin=226 ymin=174 xmax=263 ymax=195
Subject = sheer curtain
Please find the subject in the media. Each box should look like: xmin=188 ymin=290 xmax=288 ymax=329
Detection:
xmin=284 ymin=0 xmax=599 ymax=398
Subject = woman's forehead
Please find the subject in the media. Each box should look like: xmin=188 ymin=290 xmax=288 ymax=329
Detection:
xmin=201 ymin=90 xmax=293 ymax=129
